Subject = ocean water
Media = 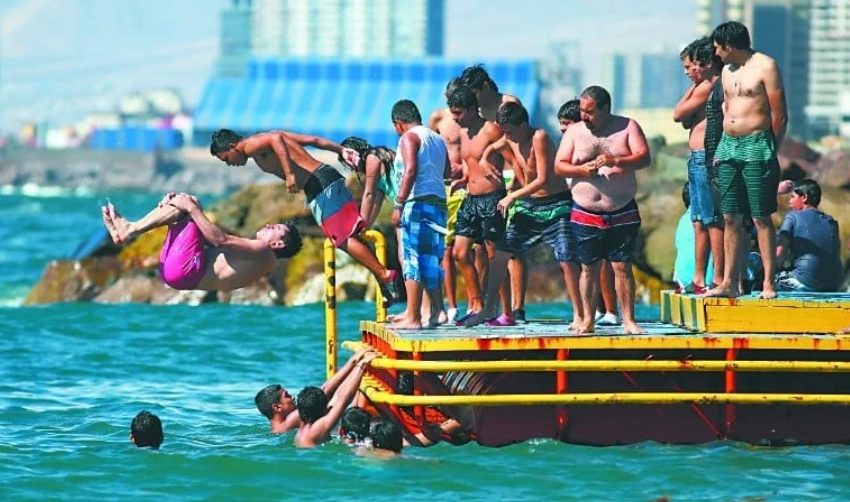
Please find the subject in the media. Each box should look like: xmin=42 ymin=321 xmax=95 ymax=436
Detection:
xmin=2 ymin=190 xmax=850 ymax=501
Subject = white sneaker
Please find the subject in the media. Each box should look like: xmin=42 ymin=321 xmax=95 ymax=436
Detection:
xmin=446 ymin=307 xmax=458 ymax=324
xmin=595 ymin=312 xmax=620 ymax=326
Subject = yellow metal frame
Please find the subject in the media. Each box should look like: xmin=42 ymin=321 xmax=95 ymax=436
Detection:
xmin=361 ymin=385 xmax=850 ymax=407
xmin=360 ymin=321 xmax=850 ymax=353
xmin=325 ymin=230 xmax=388 ymax=379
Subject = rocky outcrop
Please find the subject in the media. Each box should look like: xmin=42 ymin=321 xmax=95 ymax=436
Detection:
xmin=25 ymin=144 xmax=850 ymax=306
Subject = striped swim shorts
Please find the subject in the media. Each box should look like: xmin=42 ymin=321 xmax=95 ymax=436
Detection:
xmin=713 ymin=130 xmax=780 ymax=218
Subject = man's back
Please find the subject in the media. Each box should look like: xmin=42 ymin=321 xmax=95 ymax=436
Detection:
xmin=779 ymin=208 xmax=841 ymax=291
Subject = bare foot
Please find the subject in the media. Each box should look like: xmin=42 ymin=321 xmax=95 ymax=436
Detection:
xmin=622 ymin=320 xmax=647 ymax=335
xmin=101 ymin=207 xmax=121 ymax=244
xmin=390 ymin=319 xmax=422 ymax=330
xmin=701 ymin=285 xmax=740 ymax=298
xmin=572 ymin=321 xmax=594 ymax=335
xmin=106 ymin=203 xmax=132 ymax=243
xmin=759 ymin=285 xmax=777 ymax=299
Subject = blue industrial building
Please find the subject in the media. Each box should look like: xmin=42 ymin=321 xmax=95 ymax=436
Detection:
xmin=193 ymin=58 xmax=540 ymax=149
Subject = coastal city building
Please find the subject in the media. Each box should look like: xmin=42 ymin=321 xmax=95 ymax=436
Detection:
xmin=805 ymin=0 xmax=850 ymax=139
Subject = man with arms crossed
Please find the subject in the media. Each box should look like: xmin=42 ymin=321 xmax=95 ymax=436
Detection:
xmin=463 ymin=102 xmax=583 ymax=328
xmin=210 ymin=129 xmax=399 ymax=304
xmin=704 ymin=21 xmax=787 ymax=299
xmin=555 ymin=86 xmax=651 ymax=335
xmin=673 ymin=37 xmax=725 ymax=294
xmin=448 ymin=86 xmax=512 ymax=324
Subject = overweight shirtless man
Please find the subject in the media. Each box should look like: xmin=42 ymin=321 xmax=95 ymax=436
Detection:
xmin=555 ymin=86 xmax=651 ymax=335
xmin=704 ymin=21 xmax=788 ymax=299
xmin=211 ymin=129 xmax=399 ymax=304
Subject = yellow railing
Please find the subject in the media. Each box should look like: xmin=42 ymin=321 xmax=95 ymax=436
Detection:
xmin=325 ymin=230 xmax=388 ymax=379
xmin=342 ymin=341 xmax=850 ymax=373
xmin=360 ymin=386 xmax=850 ymax=407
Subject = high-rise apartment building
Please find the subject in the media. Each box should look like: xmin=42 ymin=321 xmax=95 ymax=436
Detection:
xmin=250 ymin=0 xmax=443 ymax=59
xmin=600 ymin=52 xmax=690 ymax=110
xmin=216 ymin=0 xmax=253 ymax=77
xmin=806 ymin=0 xmax=850 ymax=138
xmin=697 ymin=0 xmax=748 ymax=35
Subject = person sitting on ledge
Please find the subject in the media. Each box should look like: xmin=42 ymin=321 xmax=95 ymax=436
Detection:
xmin=775 ymin=179 xmax=842 ymax=292
xmin=102 ymin=193 xmax=302 ymax=291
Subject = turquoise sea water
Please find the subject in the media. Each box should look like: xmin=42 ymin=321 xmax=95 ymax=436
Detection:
xmin=2 ymin=190 xmax=850 ymax=501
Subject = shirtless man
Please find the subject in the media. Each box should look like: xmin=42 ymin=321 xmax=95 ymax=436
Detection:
xmin=254 ymin=349 xmax=373 ymax=434
xmin=210 ymin=129 xmax=399 ymax=304
xmin=555 ymin=86 xmax=651 ymax=335
xmin=294 ymin=351 xmax=377 ymax=448
xmin=673 ymin=37 xmax=725 ymax=294
xmin=428 ymin=77 xmax=465 ymax=324
xmin=102 ymin=192 xmax=302 ymax=291
xmin=448 ymin=86 xmax=511 ymax=325
xmin=463 ymin=102 xmax=583 ymax=328
xmin=704 ymin=21 xmax=787 ymax=299
xmin=459 ymin=65 xmax=527 ymax=321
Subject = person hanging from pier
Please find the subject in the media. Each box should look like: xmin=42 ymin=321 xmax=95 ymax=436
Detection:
xmin=210 ymin=129 xmax=400 ymax=305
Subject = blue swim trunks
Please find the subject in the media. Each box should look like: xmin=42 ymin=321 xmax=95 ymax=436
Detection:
xmin=401 ymin=200 xmax=447 ymax=289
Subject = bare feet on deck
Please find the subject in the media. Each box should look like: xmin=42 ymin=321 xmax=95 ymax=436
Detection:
xmin=389 ymin=319 xmax=423 ymax=330
xmin=572 ymin=321 xmax=594 ymax=335
xmin=622 ymin=320 xmax=647 ymax=335
xmin=701 ymin=284 xmax=740 ymax=298
xmin=758 ymin=284 xmax=777 ymax=299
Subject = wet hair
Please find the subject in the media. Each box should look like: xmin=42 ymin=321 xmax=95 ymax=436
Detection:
xmin=792 ymin=178 xmax=821 ymax=207
xmin=210 ymin=129 xmax=243 ymax=155
xmin=496 ymin=102 xmax=528 ymax=127
xmin=340 ymin=407 xmax=372 ymax=442
xmin=445 ymin=77 xmax=462 ymax=96
xmin=370 ymin=419 xmax=402 ymax=453
xmin=255 ymin=384 xmax=283 ymax=419
xmin=692 ymin=37 xmax=723 ymax=69
xmin=131 ymin=410 xmax=163 ymax=449
xmin=296 ymin=386 xmax=329 ymax=423
xmin=447 ymin=86 xmax=478 ymax=110
xmin=391 ymin=100 xmax=422 ymax=125
xmin=580 ymin=86 xmax=612 ymax=112
xmin=273 ymin=220 xmax=302 ymax=259
xmin=682 ymin=181 xmax=691 ymax=208
xmin=558 ymin=99 xmax=580 ymax=123
xmin=712 ymin=21 xmax=751 ymax=50
xmin=460 ymin=64 xmax=499 ymax=93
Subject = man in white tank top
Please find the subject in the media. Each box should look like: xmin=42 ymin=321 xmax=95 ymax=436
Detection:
xmin=389 ymin=99 xmax=451 ymax=330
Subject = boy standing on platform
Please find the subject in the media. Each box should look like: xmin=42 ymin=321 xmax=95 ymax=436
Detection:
xmin=389 ymin=100 xmax=451 ymax=330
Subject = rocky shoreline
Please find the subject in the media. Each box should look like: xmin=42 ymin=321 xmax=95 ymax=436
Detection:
xmin=13 ymin=140 xmax=850 ymax=306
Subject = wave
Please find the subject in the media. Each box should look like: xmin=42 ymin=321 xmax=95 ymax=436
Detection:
xmin=0 ymin=183 xmax=96 ymax=198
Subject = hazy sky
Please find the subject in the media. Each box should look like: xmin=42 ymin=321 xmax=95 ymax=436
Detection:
xmin=0 ymin=0 xmax=696 ymax=133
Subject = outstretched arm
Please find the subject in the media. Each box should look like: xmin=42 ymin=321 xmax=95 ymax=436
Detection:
xmin=283 ymin=132 xmax=344 ymax=154
xmin=300 ymin=352 xmax=376 ymax=444
xmin=321 ymin=348 xmax=370 ymax=396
